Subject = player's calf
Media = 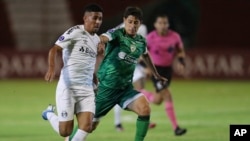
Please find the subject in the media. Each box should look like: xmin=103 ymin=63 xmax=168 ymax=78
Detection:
xmin=137 ymin=104 xmax=150 ymax=116
xmin=91 ymin=121 xmax=100 ymax=132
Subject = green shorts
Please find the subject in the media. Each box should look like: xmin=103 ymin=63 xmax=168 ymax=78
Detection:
xmin=94 ymin=84 xmax=142 ymax=119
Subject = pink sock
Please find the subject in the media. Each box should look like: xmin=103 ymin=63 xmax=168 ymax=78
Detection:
xmin=140 ymin=89 xmax=154 ymax=102
xmin=165 ymin=102 xmax=178 ymax=130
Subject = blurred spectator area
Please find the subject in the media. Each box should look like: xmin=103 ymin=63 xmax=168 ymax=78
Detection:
xmin=195 ymin=0 xmax=250 ymax=48
xmin=1 ymin=0 xmax=250 ymax=51
xmin=2 ymin=0 xmax=72 ymax=51
xmin=0 ymin=0 xmax=250 ymax=79
xmin=0 ymin=0 xmax=15 ymax=48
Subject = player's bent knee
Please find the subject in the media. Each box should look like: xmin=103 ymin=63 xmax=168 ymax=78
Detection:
xmin=59 ymin=128 xmax=72 ymax=137
xmin=137 ymin=103 xmax=151 ymax=116
xmin=152 ymin=95 xmax=163 ymax=105
xmin=153 ymin=100 xmax=162 ymax=105
xmin=59 ymin=122 xmax=73 ymax=137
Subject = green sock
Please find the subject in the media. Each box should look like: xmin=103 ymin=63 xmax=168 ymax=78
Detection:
xmin=135 ymin=116 xmax=150 ymax=141
xmin=69 ymin=125 xmax=78 ymax=141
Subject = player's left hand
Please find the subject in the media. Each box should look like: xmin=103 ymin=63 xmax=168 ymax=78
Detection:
xmin=44 ymin=68 xmax=55 ymax=82
xmin=97 ymin=43 xmax=105 ymax=55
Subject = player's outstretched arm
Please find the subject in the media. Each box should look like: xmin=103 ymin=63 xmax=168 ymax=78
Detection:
xmin=99 ymin=35 xmax=110 ymax=44
xmin=141 ymin=53 xmax=167 ymax=82
xmin=95 ymin=43 xmax=105 ymax=73
xmin=44 ymin=45 xmax=62 ymax=82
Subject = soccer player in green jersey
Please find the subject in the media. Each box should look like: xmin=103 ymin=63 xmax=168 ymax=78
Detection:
xmin=97 ymin=6 xmax=166 ymax=141
xmin=67 ymin=6 xmax=166 ymax=141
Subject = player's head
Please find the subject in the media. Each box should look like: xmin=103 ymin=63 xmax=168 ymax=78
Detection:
xmin=154 ymin=14 xmax=169 ymax=35
xmin=123 ymin=6 xmax=143 ymax=36
xmin=83 ymin=4 xmax=103 ymax=34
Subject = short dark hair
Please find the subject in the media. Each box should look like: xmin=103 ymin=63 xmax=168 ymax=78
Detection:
xmin=83 ymin=3 xmax=103 ymax=15
xmin=123 ymin=6 xmax=143 ymax=21
xmin=155 ymin=14 xmax=168 ymax=22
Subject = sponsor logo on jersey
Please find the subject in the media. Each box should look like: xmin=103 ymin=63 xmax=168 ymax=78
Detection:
xmin=79 ymin=46 xmax=96 ymax=58
xmin=118 ymin=51 xmax=126 ymax=59
xmin=82 ymin=39 xmax=88 ymax=44
xmin=118 ymin=51 xmax=137 ymax=64
xmin=82 ymin=31 xmax=87 ymax=35
xmin=135 ymin=41 xmax=144 ymax=45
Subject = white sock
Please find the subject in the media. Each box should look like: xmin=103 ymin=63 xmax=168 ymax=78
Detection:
xmin=114 ymin=105 xmax=122 ymax=125
xmin=71 ymin=129 xmax=88 ymax=141
xmin=47 ymin=112 xmax=59 ymax=134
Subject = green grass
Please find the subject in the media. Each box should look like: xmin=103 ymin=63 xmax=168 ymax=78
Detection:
xmin=0 ymin=79 xmax=250 ymax=141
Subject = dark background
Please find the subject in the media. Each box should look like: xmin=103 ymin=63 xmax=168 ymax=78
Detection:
xmin=0 ymin=0 xmax=250 ymax=79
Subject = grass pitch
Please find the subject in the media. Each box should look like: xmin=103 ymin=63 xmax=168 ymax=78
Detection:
xmin=0 ymin=79 xmax=249 ymax=141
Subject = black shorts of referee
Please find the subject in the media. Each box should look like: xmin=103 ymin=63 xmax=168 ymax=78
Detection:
xmin=151 ymin=66 xmax=172 ymax=93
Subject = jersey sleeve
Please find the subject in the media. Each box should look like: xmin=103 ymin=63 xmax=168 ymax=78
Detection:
xmin=55 ymin=26 xmax=80 ymax=48
xmin=141 ymin=37 xmax=147 ymax=54
xmin=143 ymin=46 xmax=148 ymax=55
xmin=137 ymin=24 xmax=148 ymax=38
xmin=175 ymin=33 xmax=184 ymax=49
xmin=55 ymin=34 xmax=72 ymax=49
xmin=101 ymin=28 xmax=120 ymax=41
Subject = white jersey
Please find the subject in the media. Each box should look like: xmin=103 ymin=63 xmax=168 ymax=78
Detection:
xmin=55 ymin=25 xmax=100 ymax=89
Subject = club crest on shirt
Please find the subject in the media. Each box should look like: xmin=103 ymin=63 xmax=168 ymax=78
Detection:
xmin=61 ymin=111 xmax=68 ymax=118
xmin=130 ymin=44 xmax=136 ymax=52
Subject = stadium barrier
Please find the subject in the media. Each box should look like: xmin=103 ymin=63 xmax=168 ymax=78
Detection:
xmin=0 ymin=48 xmax=249 ymax=79
xmin=0 ymin=51 xmax=62 ymax=79
xmin=173 ymin=48 xmax=250 ymax=79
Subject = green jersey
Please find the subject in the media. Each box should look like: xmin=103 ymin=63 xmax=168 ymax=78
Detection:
xmin=98 ymin=28 xmax=146 ymax=88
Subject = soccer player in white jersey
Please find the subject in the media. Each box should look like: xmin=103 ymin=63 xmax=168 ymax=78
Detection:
xmin=41 ymin=4 xmax=103 ymax=141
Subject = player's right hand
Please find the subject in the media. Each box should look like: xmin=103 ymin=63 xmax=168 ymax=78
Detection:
xmin=44 ymin=68 xmax=55 ymax=82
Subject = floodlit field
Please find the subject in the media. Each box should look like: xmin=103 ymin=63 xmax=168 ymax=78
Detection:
xmin=0 ymin=79 xmax=249 ymax=141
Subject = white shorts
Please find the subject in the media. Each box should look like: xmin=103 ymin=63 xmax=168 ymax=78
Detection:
xmin=133 ymin=64 xmax=146 ymax=82
xmin=56 ymin=84 xmax=95 ymax=122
